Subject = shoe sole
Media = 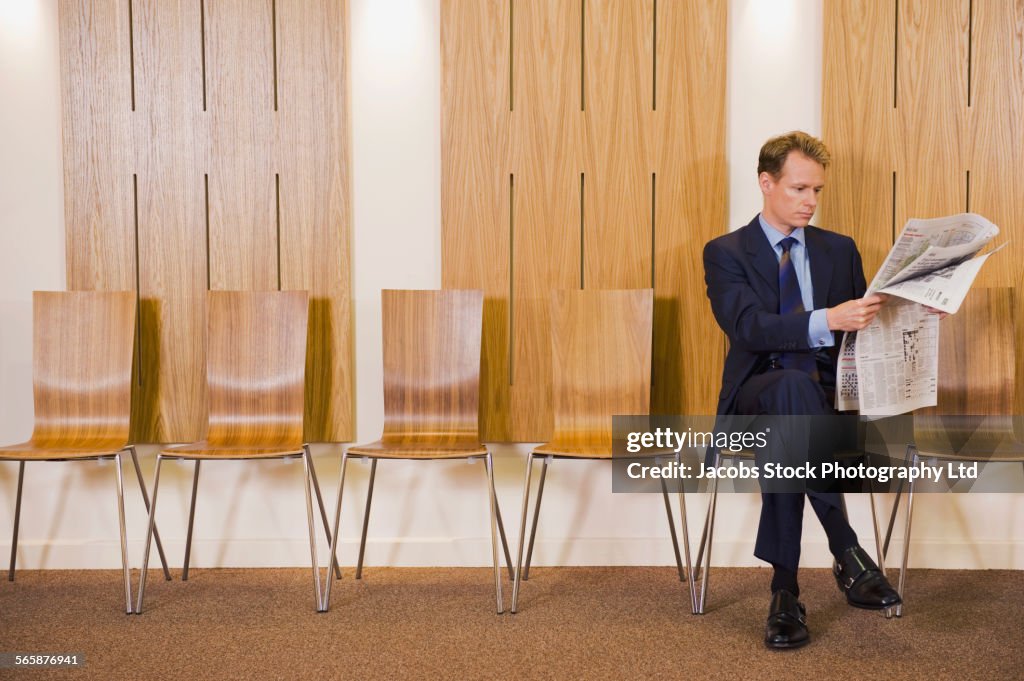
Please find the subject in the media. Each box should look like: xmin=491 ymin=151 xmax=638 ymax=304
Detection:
xmin=764 ymin=637 xmax=810 ymax=650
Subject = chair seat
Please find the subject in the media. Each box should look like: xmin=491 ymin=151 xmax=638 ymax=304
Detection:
xmin=0 ymin=439 xmax=128 ymax=461
xmin=161 ymin=441 xmax=305 ymax=460
xmin=348 ymin=437 xmax=487 ymax=459
xmin=914 ymin=440 xmax=1024 ymax=463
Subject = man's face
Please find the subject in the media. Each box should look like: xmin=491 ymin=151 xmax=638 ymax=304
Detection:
xmin=759 ymin=151 xmax=825 ymax=234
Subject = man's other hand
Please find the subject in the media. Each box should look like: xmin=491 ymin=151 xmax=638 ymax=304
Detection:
xmin=826 ymin=294 xmax=887 ymax=332
xmin=923 ymin=305 xmax=949 ymax=320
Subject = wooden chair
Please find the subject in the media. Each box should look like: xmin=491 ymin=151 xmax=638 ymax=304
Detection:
xmin=0 ymin=291 xmax=170 ymax=613
xmin=510 ymin=289 xmax=694 ymax=613
xmin=322 ymin=289 xmax=513 ymax=613
xmin=883 ymin=286 xmax=1024 ymax=616
xmin=135 ymin=290 xmax=336 ymax=613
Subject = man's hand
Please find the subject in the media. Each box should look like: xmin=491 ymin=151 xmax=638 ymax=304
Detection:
xmin=826 ymin=294 xmax=887 ymax=332
xmin=923 ymin=305 xmax=949 ymax=320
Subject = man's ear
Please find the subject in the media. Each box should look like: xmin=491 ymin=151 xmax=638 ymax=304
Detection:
xmin=758 ymin=171 xmax=774 ymax=195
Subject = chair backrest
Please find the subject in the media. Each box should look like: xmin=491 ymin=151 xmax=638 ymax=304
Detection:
xmin=205 ymin=290 xmax=309 ymax=447
xmin=380 ymin=289 xmax=483 ymax=441
xmin=916 ymin=286 xmax=1015 ymax=449
xmin=548 ymin=289 xmax=653 ymax=449
xmin=30 ymin=290 xmax=137 ymax=447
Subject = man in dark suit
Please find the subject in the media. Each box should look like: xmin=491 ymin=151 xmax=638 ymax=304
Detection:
xmin=703 ymin=131 xmax=901 ymax=649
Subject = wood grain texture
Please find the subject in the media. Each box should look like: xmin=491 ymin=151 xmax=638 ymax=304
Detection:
xmin=348 ymin=290 xmax=486 ymax=459
xmin=820 ymin=0 xmax=896 ymax=278
xmin=894 ymin=0 xmax=970 ymax=226
xmin=205 ymin=0 xmax=277 ymax=291
xmin=275 ymin=0 xmax=354 ymax=442
xmin=59 ymin=0 xmax=135 ymax=292
xmin=651 ymin=0 xmax=726 ymax=416
xmin=165 ymin=290 xmax=308 ymax=458
xmin=508 ymin=0 xmax=583 ymax=441
xmin=0 ymin=292 xmax=136 ymax=459
xmin=535 ymin=289 xmax=652 ymax=457
xmin=440 ymin=0 xmax=512 ymax=440
xmin=131 ymin=0 xmax=208 ymax=443
xmin=915 ymin=288 xmax=1020 ymax=457
xmin=969 ymin=0 xmax=1024 ymax=412
xmin=581 ymin=0 xmax=653 ymax=289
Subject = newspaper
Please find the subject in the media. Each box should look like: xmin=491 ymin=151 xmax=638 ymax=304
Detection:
xmin=836 ymin=213 xmax=1004 ymax=415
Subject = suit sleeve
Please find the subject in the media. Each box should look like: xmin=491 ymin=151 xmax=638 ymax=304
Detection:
xmin=703 ymin=239 xmax=814 ymax=353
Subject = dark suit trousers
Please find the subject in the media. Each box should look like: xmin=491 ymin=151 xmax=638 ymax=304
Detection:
xmin=735 ymin=368 xmax=850 ymax=573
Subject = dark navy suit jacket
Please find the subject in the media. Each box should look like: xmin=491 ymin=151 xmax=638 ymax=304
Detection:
xmin=703 ymin=215 xmax=867 ymax=415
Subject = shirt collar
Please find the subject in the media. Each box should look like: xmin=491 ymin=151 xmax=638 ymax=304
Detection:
xmin=758 ymin=213 xmax=805 ymax=251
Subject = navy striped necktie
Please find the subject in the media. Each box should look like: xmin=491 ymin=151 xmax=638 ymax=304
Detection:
xmin=778 ymin=237 xmax=820 ymax=381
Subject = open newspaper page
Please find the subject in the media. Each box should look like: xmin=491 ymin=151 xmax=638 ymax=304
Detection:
xmin=836 ymin=213 xmax=1001 ymax=415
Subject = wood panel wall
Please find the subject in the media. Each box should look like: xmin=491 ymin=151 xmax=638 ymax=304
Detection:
xmin=822 ymin=0 xmax=1024 ymax=412
xmin=442 ymin=0 xmax=727 ymax=441
xmin=59 ymin=0 xmax=353 ymax=443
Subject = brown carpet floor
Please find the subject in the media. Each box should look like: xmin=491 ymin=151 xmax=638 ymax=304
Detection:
xmin=2 ymin=567 xmax=1021 ymax=680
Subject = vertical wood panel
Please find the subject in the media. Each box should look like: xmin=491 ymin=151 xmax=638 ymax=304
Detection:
xmin=206 ymin=0 xmax=277 ymax=291
xmin=508 ymin=0 xmax=582 ymax=440
xmin=275 ymin=0 xmax=354 ymax=441
xmin=582 ymin=0 xmax=653 ymax=289
xmin=60 ymin=0 xmax=135 ymax=291
xmin=131 ymin=0 xmax=208 ymax=442
xmin=440 ymin=0 xmax=511 ymax=440
xmin=894 ymin=0 xmax=969 ymax=226
xmin=821 ymin=0 xmax=896 ymax=277
xmin=969 ymin=0 xmax=1024 ymax=411
xmin=651 ymin=0 xmax=727 ymax=415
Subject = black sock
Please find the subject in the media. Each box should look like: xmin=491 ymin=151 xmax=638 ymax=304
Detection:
xmin=819 ymin=505 xmax=859 ymax=559
xmin=771 ymin=564 xmax=799 ymax=597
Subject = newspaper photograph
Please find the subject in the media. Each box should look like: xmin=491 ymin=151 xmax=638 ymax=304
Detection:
xmin=836 ymin=213 xmax=1003 ymax=415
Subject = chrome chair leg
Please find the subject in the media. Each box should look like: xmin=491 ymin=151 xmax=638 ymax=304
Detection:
xmin=522 ymin=456 xmax=548 ymax=581
xmin=128 ymin=447 xmax=171 ymax=581
xmin=355 ymin=458 xmax=377 ymax=579
xmin=302 ymin=450 xmax=324 ymax=612
xmin=8 ymin=460 xmax=25 ymax=581
xmin=883 ymin=444 xmax=914 ymax=561
xmin=114 ymin=453 xmax=132 ymax=614
xmin=511 ymin=453 xmax=535 ymax=613
xmin=660 ymin=471 xmax=685 ymax=582
xmin=485 ymin=452 xmax=503 ymax=614
xmin=676 ymin=452 xmax=696 ymax=614
xmin=305 ymin=445 xmax=342 ymax=580
xmin=486 ymin=456 xmax=514 ymax=581
xmin=135 ymin=455 xmax=165 ymax=614
xmin=895 ymin=448 xmax=918 ymax=618
xmin=182 ymin=460 xmax=201 ymax=581
xmin=322 ymin=453 xmax=349 ymax=612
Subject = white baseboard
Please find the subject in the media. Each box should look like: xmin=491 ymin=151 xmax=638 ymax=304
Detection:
xmin=4 ymin=537 xmax=1023 ymax=570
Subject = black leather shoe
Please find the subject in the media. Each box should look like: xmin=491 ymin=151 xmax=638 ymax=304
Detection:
xmin=833 ymin=545 xmax=902 ymax=609
xmin=764 ymin=589 xmax=809 ymax=649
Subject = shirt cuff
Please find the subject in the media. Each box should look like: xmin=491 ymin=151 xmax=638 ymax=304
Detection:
xmin=807 ymin=309 xmax=834 ymax=348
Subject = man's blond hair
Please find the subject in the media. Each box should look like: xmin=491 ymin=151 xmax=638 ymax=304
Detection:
xmin=757 ymin=131 xmax=831 ymax=178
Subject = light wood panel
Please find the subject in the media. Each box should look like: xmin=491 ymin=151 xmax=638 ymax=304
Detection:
xmin=59 ymin=0 xmax=135 ymax=292
xmin=970 ymin=0 xmax=1024 ymax=412
xmin=442 ymin=0 xmax=727 ymax=440
xmin=651 ymin=0 xmax=727 ymax=416
xmin=821 ymin=0 xmax=896 ymax=277
xmin=894 ymin=0 xmax=969 ymax=226
xmin=131 ymin=0 xmax=208 ymax=442
xmin=581 ymin=0 xmax=653 ymax=289
xmin=508 ymin=0 xmax=582 ymax=441
xmin=275 ymin=0 xmax=354 ymax=442
xmin=61 ymin=1 xmax=354 ymax=442
xmin=440 ymin=0 xmax=512 ymax=439
xmin=205 ymin=0 xmax=277 ymax=291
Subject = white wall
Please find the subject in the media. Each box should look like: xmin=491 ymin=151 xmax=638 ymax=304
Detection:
xmin=0 ymin=0 xmax=1020 ymax=573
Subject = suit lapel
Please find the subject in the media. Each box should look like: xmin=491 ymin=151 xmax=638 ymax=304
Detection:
xmin=743 ymin=217 xmax=781 ymax=306
xmin=805 ymin=226 xmax=833 ymax=309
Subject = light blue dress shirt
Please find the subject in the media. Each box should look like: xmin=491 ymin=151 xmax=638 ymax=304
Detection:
xmin=758 ymin=214 xmax=834 ymax=348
